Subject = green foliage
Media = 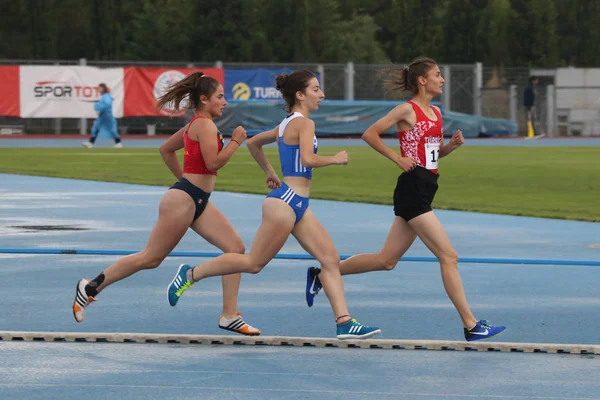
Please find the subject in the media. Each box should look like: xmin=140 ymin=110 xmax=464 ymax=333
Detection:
xmin=0 ymin=0 xmax=596 ymax=67
xmin=440 ymin=0 xmax=488 ymax=63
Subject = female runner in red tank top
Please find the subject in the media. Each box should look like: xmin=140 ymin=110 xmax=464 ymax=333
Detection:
xmin=306 ymin=57 xmax=506 ymax=341
xmin=72 ymin=72 xmax=260 ymax=336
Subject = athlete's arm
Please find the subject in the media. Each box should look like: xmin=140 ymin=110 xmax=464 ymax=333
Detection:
xmin=247 ymin=127 xmax=279 ymax=177
xmin=193 ymin=119 xmax=243 ymax=172
xmin=432 ymin=106 xmax=464 ymax=158
xmin=159 ymin=126 xmax=185 ymax=179
xmin=362 ymin=103 xmax=416 ymax=170
xmin=298 ymin=119 xmax=347 ymax=168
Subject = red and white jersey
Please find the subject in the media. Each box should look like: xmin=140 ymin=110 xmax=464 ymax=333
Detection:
xmin=397 ymin=101 xmax=443 ymax=174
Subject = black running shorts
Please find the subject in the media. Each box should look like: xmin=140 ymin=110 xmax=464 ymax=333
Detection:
xmin=393 ymin=166 xmax=439 ymax=222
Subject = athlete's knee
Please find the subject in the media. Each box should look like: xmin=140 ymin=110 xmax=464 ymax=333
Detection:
xmin=438 ymin=249 xmax=459 ymax=267
xmin=234 ymin=242 xmax=246 ymax=255
xmin=244 ymin=255 xmax=267 ymax=274
xmin=247 ymin=261 xmax=267 ymax=274
xmin=380 ymin=254 xmax=401 ymax=271
xmin=319 ymin=253 xmax=341 ymax=271
xmin=139 ymin=251 xmax=166 ymax=269
xmin=225 ymin=239 xmax=245 ymax=255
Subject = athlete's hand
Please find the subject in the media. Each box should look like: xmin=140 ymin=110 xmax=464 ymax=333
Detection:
xmin=450 ymin=129 xmax=464 ymax=147
xmin=333 ymin=151 xmax=349 ymax=165
xmin=397 ymin=156 xmax=417 ymax=172
xmin=231 ymin=126 xmax=247 ymax=145
xmin=266 ymin=172 xmax=281 ymax=189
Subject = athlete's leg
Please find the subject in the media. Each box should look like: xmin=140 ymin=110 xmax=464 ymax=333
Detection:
xmin=190 ymin=201 xmax=245 ymax=318
xmin=95 ymin=189 xmax=194 ymax=294
xmin=190 ymin=198 xmax=295 ymax=280
xmin=407 ymin=211 xmax=477 ymax=329
xmin=293 ymin=208 xmax=380 ymax=338
xmin=73 ymin=189 xmax=195 ymax=322
xmin=339 ymin=216 xmax=418 ymax=275
xmin=292 ymin=209 xmax=350 ymax=320
xmin=190 ymin=201 xmax=260 ymax=335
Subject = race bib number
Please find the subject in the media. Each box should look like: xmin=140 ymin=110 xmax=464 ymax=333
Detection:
xmin=425 ymin=142 xmax=440 ymax=170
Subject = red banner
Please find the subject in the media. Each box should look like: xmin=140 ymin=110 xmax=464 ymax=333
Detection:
xmin=0 ymin=66 xmax=20 ymax=116
xmin=123 ymin=67 xmax=224 ymax=117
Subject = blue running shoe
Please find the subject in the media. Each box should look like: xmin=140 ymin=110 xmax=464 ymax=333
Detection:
xmin=336 ymin=318 xmax=381 ymax=340
xmin=464 ymin=320 xmax=506 ymax=342
xmin=167 ymin=264 xmax=194 ymax=307
xmin=305 ymin=267 xmax=322 ymax=307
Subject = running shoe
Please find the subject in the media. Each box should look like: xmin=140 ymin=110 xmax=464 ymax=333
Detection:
xmin=73 ymin=278 xmax=96 ymax=322
xmin=464 ymin=320 xmax=506 ymax=341
xmin=218 ymin=312 xmax=261 ymax=336
xmin=336 ymin=318 xmax=381 ymax=340
xmin=305 ymin=266 xmax=322 ymax=307
xmin=167 ymin=264 xmax=194 ymax=306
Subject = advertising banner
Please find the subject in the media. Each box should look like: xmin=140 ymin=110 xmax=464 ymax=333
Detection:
xmin=19 ymin=66 xmax=124 ymax=118
xmin=123 ymin=67 xmax=224 ymax=117
xmin=0 ymin=66 xmax=20 ymax=117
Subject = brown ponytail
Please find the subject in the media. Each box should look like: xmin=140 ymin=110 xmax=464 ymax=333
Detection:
xmin=385 ymin=56 xmax=437 ymax=95
xmin=156 ymin=72 xmax=221 ymax=111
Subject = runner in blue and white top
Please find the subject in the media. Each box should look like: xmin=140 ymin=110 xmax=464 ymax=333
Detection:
xmin=167 ymin=69 xmax=381 ymax=340
xmin=278 ymin=111 xmax=318 ymax=179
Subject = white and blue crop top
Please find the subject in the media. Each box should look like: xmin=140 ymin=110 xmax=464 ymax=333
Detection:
xmin=278 ymin=112 xmax=318 ymax=179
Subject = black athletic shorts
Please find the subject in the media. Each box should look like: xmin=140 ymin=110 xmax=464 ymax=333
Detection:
xmin=170 ymin=178 xmax=211 ymax=222
xmin=393 ymin=166 xmax=439 ymax=222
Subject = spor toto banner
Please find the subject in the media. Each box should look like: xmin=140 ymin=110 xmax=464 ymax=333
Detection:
xmin=1 ymin=66 xmax=226 ymax=118
xmin=19 ymin=66 xmax=125 ymax=118
xmin=123 ymin=67 xmax=225 ymax=117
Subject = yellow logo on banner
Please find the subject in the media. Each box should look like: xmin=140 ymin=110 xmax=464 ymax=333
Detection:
xmin=232 ymin=82 xmax=251 ymax=100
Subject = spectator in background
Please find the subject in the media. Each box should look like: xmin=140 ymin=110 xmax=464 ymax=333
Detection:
xmin=524 ymin=76 xmax=544 ymax=138
xmin=82 ymin=83 xmax=123 ymax=148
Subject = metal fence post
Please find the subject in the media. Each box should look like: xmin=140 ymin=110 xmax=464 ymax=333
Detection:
xmin=79 ymin=58 xmax=87 ymax=135
xmin=344 ymin=62 xmax=354 ymax=101
xmin=215 ymin=60 xmax=223 ymax=69
xmin=473 ymin=62 xmax=482 ymax=116
xmin=442 ymin=65 xmax=451 ymax=112
xmin=546 ymin=85 xmax=555 ymax=137
xmin=509 ymin=84 xmax=517 ymax=124
xmin=317 ymin=64 xmax=325 ymax=93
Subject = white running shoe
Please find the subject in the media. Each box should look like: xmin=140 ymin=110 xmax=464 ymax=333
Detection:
xmin=73 ymin=278 xmax=96 ymax=322
xmin=218 ymin=312 xmax=261 ymax=336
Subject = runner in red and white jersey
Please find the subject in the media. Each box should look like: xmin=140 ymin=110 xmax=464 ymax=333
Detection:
xmin=306 ymin=56 xmax=506 ymax=342
xmin=398 ymin=100 xmax=443 ymax=174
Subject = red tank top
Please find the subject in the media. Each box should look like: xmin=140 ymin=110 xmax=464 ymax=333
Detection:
xmin=183 ymin=115 xmax=224 ymax=175
xmin=397 ymin=101 xmax=443 ymax=174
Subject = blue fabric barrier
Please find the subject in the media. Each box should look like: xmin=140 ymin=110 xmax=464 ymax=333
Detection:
xmin=216 ymin=100 xmax=518 ymax=138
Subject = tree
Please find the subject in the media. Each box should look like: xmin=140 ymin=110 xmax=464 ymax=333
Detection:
xmin=306 ymin=0 xmax=387 ymax=63
xmin=0 ymin=0 xmax=32 ymax=58
xmin=479 ymin=0 xmax=513 ymax=81
xmin=509 ymin=0 xmax=559 ymax=66
xmin=187 ymin=0 xmax=272 ymax=62
xmin=529 ymin=0 xmax=559 ymax=66
xmin=374 ymin=0 xmax=447 ymax=64
xmin=127 ymin=0 xmax=194 ymax=61
xmin=440 ymin=0 xmax=488 ymax=63
xmin=556 ymin=0 xmax=600 ymax=66
xmin=318 ymin=14 xmax=388 ymax=63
